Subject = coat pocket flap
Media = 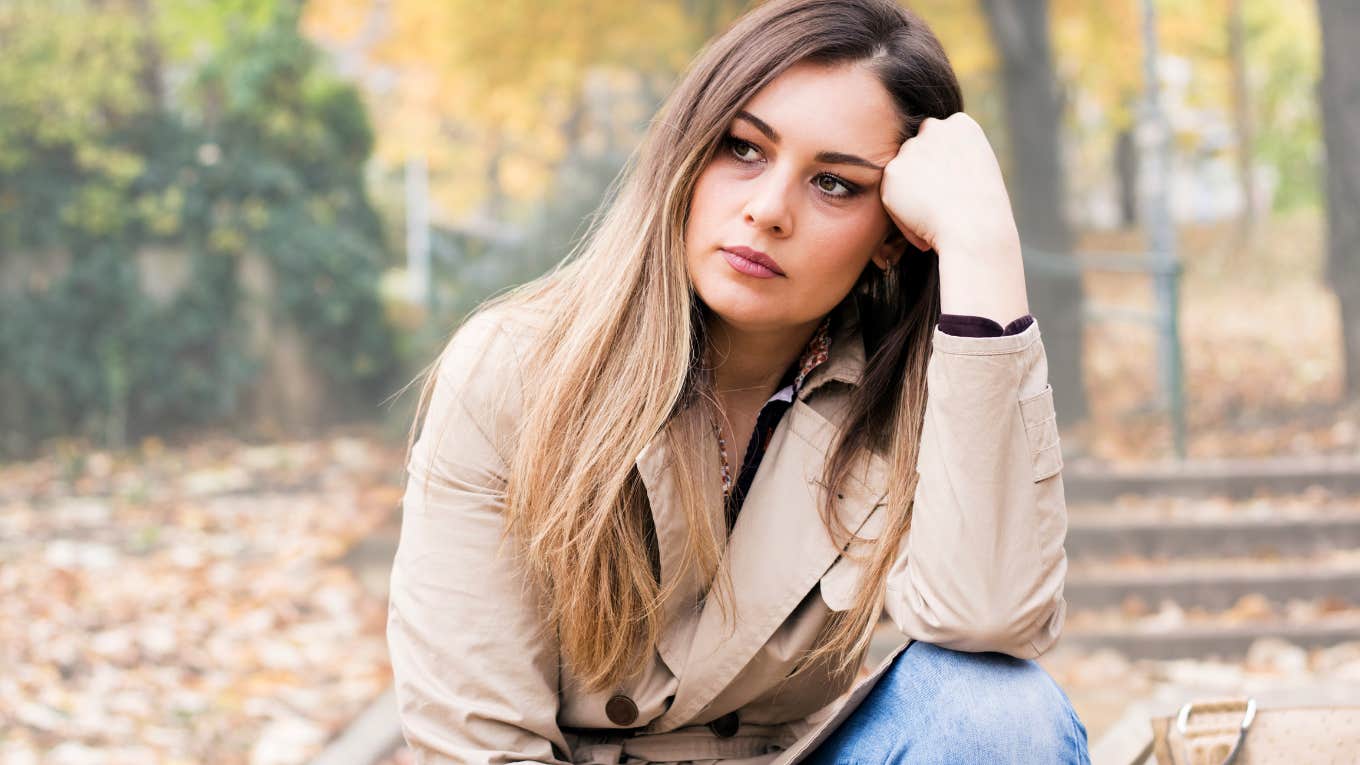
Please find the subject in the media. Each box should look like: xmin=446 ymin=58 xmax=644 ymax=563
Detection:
xmin=818 ymin=553 xmax=863 ymax=612
xmin=1018 ymin=383 xmax=1063 ymax=483
xmin=817 ymin=502 xmax=888 ymax=611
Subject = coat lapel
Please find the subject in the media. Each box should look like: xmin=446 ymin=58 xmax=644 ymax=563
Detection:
xmin=634 ymin=406 xmax=715 ymax=680
xmin=648 ymin=297 xmax=892 ymax=731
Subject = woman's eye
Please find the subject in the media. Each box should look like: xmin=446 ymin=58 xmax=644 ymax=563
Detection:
xmin=725 ymin=134 xmax=760 ymax=162
xmin=816 ymin=174 xmax=858 ymax=199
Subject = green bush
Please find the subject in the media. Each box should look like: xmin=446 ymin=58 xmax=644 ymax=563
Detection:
xmin=0 ymin=2 xmax=398 ymax=458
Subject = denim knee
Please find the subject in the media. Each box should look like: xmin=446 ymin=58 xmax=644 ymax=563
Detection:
xmin=806 ymin=640 xmax=1090 ymax=764
xmin=891 ymin=641 xmax=1088 ymax=758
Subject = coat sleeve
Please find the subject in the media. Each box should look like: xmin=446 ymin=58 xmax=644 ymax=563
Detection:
xmin=386 ymin=311 xmax=572 ymax=765
xmin=882 ymin=317 xmax=1068 ymax=659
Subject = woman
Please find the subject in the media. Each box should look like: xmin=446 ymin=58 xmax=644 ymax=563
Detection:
xmin=388 ymin=0 xmax=1089 ymax=762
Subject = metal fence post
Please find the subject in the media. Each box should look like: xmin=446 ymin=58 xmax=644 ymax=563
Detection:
xmin=1142 ymin=0 xmax=1188 ymax=459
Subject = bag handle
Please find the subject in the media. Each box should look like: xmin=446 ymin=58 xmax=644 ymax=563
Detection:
xmin=1164 ymin=697 xmax=1257 ymax=765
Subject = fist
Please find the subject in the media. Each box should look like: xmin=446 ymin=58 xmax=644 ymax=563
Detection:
xmin=879 ymin=112 xmax=1020 ymax=262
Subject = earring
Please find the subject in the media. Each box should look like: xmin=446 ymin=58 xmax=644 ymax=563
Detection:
xmin=878 ymin=259 xmax=898 ymax=288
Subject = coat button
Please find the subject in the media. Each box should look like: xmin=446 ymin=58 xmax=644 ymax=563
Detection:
xmin=606 ymin=694 xmax=639 ymax=726
xmin=707 ymin=710 xmax=740 ymax=738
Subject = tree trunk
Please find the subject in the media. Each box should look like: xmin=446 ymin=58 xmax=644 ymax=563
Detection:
xmin=1228 ymin=0 xmax=1257 ymax=251
xmin=1316 ymin=0 xmax=1360 ymax=400
xmin=980 ymin=0 xmax=1089 ymax=427
xmin=1115 ymin=126 xmax=1138 ymax=228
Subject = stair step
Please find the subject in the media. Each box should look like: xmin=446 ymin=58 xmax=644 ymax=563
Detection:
xmin=1066 ymin=512 xmax=1360 ymax=559
xmin=1059 ymin=618 xmax=1360 ymax=660
xmin=1065 ymin=561 xmax=1360 ymax=611
xmin=1063 ymin=455 xmax=1360 ymax=502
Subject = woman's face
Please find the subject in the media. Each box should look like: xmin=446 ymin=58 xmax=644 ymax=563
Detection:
xmin=685 ymin=59 xmax=905 ymax=335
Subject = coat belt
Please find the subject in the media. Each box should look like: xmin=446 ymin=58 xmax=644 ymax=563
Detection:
xmin=565 ymin=722 xmax=797 ymax=764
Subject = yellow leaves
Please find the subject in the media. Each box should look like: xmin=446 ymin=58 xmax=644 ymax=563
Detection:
xmin=208 ymin=226 xmax=247 ymax=256
xmin=1245 ymin=0 xmax=1318 ymax=71
xmin=1 ymin=1 xmax=149 ymax=150
xmin=135 ymin=186 xmax=187 ymax=236
xmin=298 ymin=0 xmax=370 ymax=43
xmin=300 ymin=0 xmax=742 ymax=220
xmin=75 ymin=143 xmax=146 ymax=185
xmin=913 ymin=0 xmax=996 ymax=78
xmin=61 ymin=183 xmax=129 ymax=237
xmin=55 ymin=146 xmax=149 ymax=236
xmin=499 ymin=153 xmax=553 ymax=200
xmin=1052 ymin=0 xmax=1143 ymax=126
xmin=299 ymin=0 xmax=1322 ymax=231
xmin=242 ymin=196 xmax=270 ymax=231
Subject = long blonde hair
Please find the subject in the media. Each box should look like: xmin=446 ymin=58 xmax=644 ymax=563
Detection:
xmin=404 ymin=0 xmax=961 ymax=694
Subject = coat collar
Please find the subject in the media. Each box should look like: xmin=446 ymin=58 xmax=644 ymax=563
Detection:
xmin=634 ymin=294 xmax=889 ymax=731
xmin=795 ymin=294 xmax=868 ymax=399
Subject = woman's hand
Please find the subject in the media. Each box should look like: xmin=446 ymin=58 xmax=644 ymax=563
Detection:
xmin=879 ymin=112 xmax=1030 ymax=324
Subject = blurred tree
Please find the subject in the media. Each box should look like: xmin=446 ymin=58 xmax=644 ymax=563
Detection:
xmin=1051 ymin=0 xmax=1142 ymax=127
xmin=1052 ymin=0 xmax=1321 ymax=222
xmin=1113 ymin=127 xmax=1138 ymax=227
xmin=1316 ymin=0 xmax=1360 ymax=400
xmin=980 ymin=0 xmax=1088 ymax=427
xmin=304 ymin=0 xmax=705 ymax=222
xmin=1051 ymin=0 xmax=1141 ymax=229
xmin=0 ymin=0 xmax=398 ymax=455
xmin=1158 ymin=0 xmax=1321 ymax=214
xmin=0 ymin=1 xmax=149 ymax=247
xmin=1240 ymin=2 xmax=1321 ymax=214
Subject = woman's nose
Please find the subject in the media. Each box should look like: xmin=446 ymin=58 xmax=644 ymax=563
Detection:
xmin=741 ymin=169 xmax=794 ymax=235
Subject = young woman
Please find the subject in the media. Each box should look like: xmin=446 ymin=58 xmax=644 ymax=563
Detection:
xmin=387 ymin=0 xmax=1089 ymax=762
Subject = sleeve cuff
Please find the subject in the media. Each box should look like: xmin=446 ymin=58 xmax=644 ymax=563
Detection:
xmin=937 ymin=313 xmax=1035 ymax=338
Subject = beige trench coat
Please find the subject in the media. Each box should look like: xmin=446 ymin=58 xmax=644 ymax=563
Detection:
xmin=387 ymin=295 xmax=1069 ymax=764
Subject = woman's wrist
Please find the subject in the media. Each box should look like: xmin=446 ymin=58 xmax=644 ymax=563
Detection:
xmin=934 ymin=225 xmax=1029 ymax=326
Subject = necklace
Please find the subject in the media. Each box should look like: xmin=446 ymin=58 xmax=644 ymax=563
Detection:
xmin=708 ymin=314 xmax=834 ymax=502
xmin=714 ymin=418 xmax=733 ymax=498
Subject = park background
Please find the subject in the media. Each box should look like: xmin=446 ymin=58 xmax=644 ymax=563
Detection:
xmin=3 ymin=0 xmax=1359 ymax=762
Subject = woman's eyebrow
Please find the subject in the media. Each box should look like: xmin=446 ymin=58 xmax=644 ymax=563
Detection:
xmin=734 ymin=110 xmax=884 ymax=171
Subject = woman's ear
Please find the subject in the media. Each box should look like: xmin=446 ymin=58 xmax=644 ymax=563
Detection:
xmin=871 ymin=227 xmax=909 ymax=270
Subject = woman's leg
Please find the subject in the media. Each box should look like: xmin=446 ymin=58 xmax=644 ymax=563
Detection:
xmin=802 ymin=640 xmax=1090 ymax=764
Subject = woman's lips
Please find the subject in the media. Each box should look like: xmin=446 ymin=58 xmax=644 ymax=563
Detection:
xmin=720 ymin=247 xmax=784 ymax=278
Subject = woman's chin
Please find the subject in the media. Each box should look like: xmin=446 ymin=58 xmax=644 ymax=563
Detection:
xmin=700 ymin=293 xmax=788 ymax=333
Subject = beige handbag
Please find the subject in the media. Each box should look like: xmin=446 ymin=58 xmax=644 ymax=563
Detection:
xmin=1120 ymin=697 xmax=1360 ymax=764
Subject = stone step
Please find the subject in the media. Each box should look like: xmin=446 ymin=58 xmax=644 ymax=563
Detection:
xmin=1062 ymin=455 xmax=1360 ymax=502
xmin=870 ymin=615 xmax=1360 ymax=664
xmin=1065 ymin=562 xmax=1360 ymax=611
xmin=1066 ymin=511 xmax=1360 ymax=560
xmin=1058 ymin=618 xmax=1360 ymax=660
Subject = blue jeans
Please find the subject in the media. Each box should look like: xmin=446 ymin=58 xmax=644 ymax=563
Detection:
xmin=803 ymin=640 xmax=1091 ymax=764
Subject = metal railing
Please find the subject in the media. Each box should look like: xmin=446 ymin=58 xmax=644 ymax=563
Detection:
xmin=1025 ymin=247 xmax=1187 ymax=459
